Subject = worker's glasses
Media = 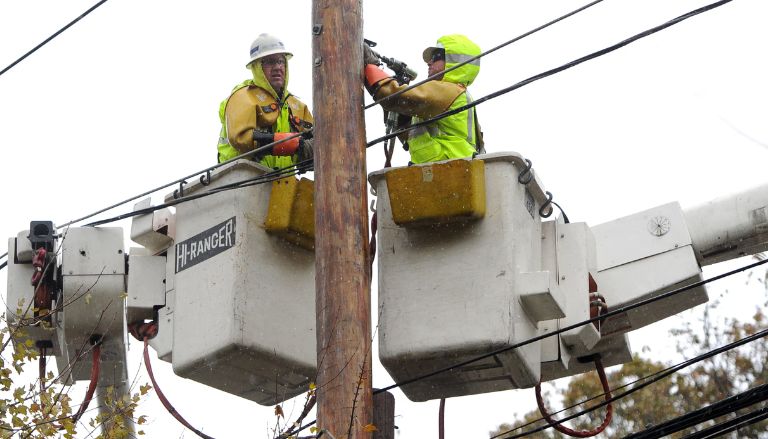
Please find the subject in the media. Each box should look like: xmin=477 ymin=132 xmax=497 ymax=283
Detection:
xmin=262 ymin=57 xmax=287 ymax=67
xmin=430 ymin=49 xmax=446 ymax=63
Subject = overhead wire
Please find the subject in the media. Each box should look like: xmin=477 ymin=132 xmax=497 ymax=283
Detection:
xmin=374 ymin=255 xmax=768 ymax=395
xmin=84 ymin=158 xmax=313 ymax=227
xmin=488 ymin=348 xmax=755 ymax=439
xmin=56 ymin=133 xmax=306 ymax=229
xmin=625 ymin=383 xmax=768 ymax=438
xmin=498 ymin=326 xmax=768 ymax=438
xmin=0 ymin=0 xmax=111 ymax=78
xmin=363 ymin=0 xmax=607 ymax=111
xmin=0 ymin=0 xmax=752 ymax=435
xmin=682 ymin=405 xmax=768 ymax=439
xmin=365 ymin=0 xmax=735 ymax=149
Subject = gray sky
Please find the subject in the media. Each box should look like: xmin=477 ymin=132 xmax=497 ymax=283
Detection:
xmin=1 ymin=0 xmax=767 ymax=437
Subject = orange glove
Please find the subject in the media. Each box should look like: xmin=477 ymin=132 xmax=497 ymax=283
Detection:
xmin=365 ymin=64 xmax=391 ymax=87
xmin=272 ymin=132 xmax=301 ymax=156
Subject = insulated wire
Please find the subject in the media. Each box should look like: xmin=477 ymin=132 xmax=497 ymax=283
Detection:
xmin=57 ymin=133 xmax=304 ymax=229
xmin=683 ymin=405 xmax=768 ymax=439
xmin=84 ymin=159 xmax=313 ymax=227
xmin=374 ymin=256 xmax=768 ymax=395
xmin=0 ymin=0 xmax=111 ymax=77
xmin=499 ymin=327 xmax=768 ymax=439
xmin=488 ymin=352 xmax=733 ymax=439
xmin=365 ymin=0 xmax=734 ymax=149
xmin=625 ymin=384 xmax=768 ymax=438
xmin=363 ymin=0 xmax=607 ymax=110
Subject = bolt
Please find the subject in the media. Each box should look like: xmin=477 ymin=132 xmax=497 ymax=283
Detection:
xmin=561 ymin=275 xmax=566 ymax=281
xmin=314 ymin=56 xmax=322 ymax=67
xmin=312 ymin=24 xmax=323 ymax=35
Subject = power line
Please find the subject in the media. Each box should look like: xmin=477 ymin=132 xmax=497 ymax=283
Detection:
xmin=365 ymin=0 xmax=734 ymax=149
xmin=363 ymin=0 xmax=607 ymax=110
xmin=374 ymin=255 xmax=768 ymax=396
xmin=57 ymin=133 xmax=305 ymax=229
xmin=625 ymin=384 xmax=768 ymax=438
xmin=0 ymin=0 xmax=111 ymax=78
xmin=83 ymin=159 xmax=313 ymax=227
xmin=499 ymin=327 xmax=768 ymax=438
xmin=683 ymin=405 xmax=768 ymax=439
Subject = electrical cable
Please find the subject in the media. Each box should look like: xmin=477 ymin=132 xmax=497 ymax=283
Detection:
xmin=496 ymin=327 xmax=768 ymax=439
xmin=535 ymin=359 xmax=612 ymax=437
xmin=57 ymin=133 xmax=306 ymax=229
xmin=626 ymin=383 xmax=768 ymax=438
xmin=439 ymin=398 xmax=445 ymax=439
xmin=71 ymin=341 xmax=101 ymax=424
xmin=489 ymin=355 xmax=688 ymax=439
xmin=129 ymin=322 xmax=214 ymax=439
xmin=374 ymin=255 xmax=768 ymax=396
xmin=0 ymin=0 xmax=111 ymax=78
xmin=365 ymin=0 xmax=734 ymax=150
xmin=83 ymin=159 xmax=313 ymax=227
xmin=364 ymin=0 xmax=606 ymax=111
xmin=682 ymin=405 xmax=768 ymax=439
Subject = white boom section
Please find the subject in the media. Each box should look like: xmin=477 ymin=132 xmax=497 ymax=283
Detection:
xmin=683 ymin=182 xmax=768 ymax=266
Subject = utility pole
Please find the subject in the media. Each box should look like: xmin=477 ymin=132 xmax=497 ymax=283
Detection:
xmin=312 ymin=0 xmax=373 ymax=438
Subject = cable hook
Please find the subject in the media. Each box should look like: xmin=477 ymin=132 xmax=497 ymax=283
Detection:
xmin=199 ymin=170 xmax=211 ymax=186
xmin=173 ymin=180 xmax=188 ymax=199
xmin=539 ymin=191 xmax=554 ymax=218
xmin=518 ymin=158 xmax=533 ymax=185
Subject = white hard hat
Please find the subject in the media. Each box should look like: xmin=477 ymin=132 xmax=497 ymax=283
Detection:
xmin=247 ymin=33 xmax=293 ymax=67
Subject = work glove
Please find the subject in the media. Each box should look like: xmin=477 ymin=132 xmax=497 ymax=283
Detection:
xmin=253 ymin=131 xmax=314 ymax=157
xmin=252 ymin=131 xmax=300 ymax=156
xmin=363 ymin=44 xmax=380 ymax=66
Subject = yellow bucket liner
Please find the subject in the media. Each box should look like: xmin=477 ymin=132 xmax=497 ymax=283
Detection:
xmin=385 ymin=159 xmax=486 ymax=227
xmin=264 ymin=176 xmax=315 ymax=250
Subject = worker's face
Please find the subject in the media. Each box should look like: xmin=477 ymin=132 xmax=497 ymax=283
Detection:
xmin=262 ymin=54 xmax=287 ymax=93
xmin=427 ymin=51 xmax=446 ymax=80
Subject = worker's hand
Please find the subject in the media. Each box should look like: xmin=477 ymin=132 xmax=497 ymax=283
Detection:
xmin=363 ymin=44 xmax=380 ymax=66
xmin=272 ymin=132 xmax=301 ymax=156
xmin=253 ymin=131 xmax=275 ymax=146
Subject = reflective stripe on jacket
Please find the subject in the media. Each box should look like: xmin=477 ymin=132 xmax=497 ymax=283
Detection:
xmin=368 ymin=34 xmax=482 ymax=164
xmin=217 ymin=59 xmax=313 ymax=167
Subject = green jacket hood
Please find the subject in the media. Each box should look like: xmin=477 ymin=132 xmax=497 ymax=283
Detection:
xmin=436 ymin=34 xmax=481 ymax=86
xmin=249 ymin=59 xmax=290 ymax=99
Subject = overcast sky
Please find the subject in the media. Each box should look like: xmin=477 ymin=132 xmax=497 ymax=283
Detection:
xmin=1 ymin=0 xmax=767 ymax=437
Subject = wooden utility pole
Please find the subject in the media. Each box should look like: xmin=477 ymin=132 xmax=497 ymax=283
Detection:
xmin=312 ymin=0 xmax=372 ymax=438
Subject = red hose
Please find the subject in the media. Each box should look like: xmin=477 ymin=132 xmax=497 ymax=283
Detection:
xmin=139 ymin=325 xmax=214 ymax=439
xmin=438 ymin=398 xmax=446 ymax=439
xmin=535 ymin=357 xmax=613 ymax=437
xmin=72 ymin=343 xmax=101 ymax=423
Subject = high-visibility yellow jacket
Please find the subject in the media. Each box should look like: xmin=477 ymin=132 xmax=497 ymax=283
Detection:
xmin=366 ymin=34 xmax=483 ymax=164
xmin=217 ymin=59 xmax=313 ymax=168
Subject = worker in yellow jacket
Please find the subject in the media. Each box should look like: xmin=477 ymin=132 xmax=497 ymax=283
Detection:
xmin=217 ymin=33 xmax=314 ymax=168
xmin=364 ymin=34 xmax=484 ymax=164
